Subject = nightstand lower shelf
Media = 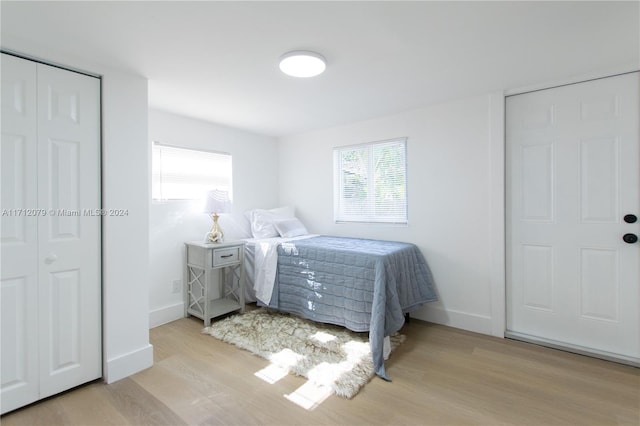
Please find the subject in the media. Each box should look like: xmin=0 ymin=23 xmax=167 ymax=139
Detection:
xmin=207 ymin=298 xmax=242 ymax=318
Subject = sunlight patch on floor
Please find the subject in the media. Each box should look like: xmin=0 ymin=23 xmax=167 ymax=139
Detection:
xmin=310 ymin=331 xmax=337 ymax=343
xmin=254 ymin=364 xmax=289 ymax=384
xmin=269 ymin=348 xmax=305 ymax=367
xmin=342 ymin=339 xmax=370 ymax=358
xmin=249 ymin=331 xmax=370 ymax=407
xmin=284 ymin=381 xmax=332 ymax=410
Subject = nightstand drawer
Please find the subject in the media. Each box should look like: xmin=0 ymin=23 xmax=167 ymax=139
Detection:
xmin=212 ymin=246 xmax=240 ymax=267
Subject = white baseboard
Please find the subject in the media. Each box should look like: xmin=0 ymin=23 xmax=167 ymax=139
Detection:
xmin=412 ymin=305 xmax=493 ymax=336
xmin=149 ymin=302 xmax=495 ymax=337
xmin=149 ymin=302 xmax=184 ymax=329
xmin=104 ymin=344 xmax=154 ymax=384
xmin=505 ymin=331 xmax=640 ymax=367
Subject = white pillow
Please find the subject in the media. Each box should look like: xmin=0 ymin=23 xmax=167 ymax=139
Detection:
xmin=217 ymin=213 xmax=252 ymax=240
xmin=273 ymin=217 xmax=308 ymax=238
xmin=249 ymin=206 xmax=295 ymax=239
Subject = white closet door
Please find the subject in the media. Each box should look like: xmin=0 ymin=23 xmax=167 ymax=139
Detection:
xmin=1 ymin=54 xmax=40 ymax=414
xmin=1 ymin=54 xmax=101 ymax=414
xmin=506 ymin=72 xmax=640 ymax=363
xmin=36 ymin=63 xmax=102 ymax=398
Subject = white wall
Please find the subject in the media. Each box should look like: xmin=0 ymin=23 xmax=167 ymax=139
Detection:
xmin=1 ymin=38 xmax=153 ymax=382
xmin=278 ymin=94 xmax=500 ymax=335
xmin=148 ymin=109 xmax=278 ymax=327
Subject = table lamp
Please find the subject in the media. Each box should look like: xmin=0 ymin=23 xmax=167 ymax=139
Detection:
xmin=204 ymin=189 xmax=231 ymax=243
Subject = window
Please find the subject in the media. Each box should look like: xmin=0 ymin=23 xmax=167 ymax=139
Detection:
xmin=333 ymin=138 xmax=407 ymax=224
xmin=152 ymin=142 xmax=232 ymax=201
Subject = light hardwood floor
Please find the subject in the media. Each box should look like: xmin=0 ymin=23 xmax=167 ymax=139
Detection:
xmin=2 ymin=311 xmax=639 ymax=426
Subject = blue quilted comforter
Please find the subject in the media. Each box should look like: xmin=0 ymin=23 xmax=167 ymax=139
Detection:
xmin=263 ymin=235 xmax=437 ymax=380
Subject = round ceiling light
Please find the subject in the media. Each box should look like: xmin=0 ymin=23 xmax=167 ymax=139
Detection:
xmin=279 ymin=51 xmax=326 ymax=78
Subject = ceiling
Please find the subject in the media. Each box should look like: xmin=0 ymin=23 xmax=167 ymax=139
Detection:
xmin=2 ymin=1 xmax=638 ymax=137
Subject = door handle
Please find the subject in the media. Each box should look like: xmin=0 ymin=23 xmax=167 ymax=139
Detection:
xmin=623 ymin=233 xmax=638 ymax=244
xmin=44 ymin=253 xmax=58 ymax=264
xmin=623 ymin=214 xmax=638 ymax=224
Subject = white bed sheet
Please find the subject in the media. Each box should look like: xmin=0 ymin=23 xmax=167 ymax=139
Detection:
xmin=242 ymin=235 xmax=317 ymax=305
xmin=243 ymin=240 xmax=257 ymax=303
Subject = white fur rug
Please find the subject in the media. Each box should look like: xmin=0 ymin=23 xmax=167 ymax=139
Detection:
xmin=202 ymin=308 xmax=404 ymax=398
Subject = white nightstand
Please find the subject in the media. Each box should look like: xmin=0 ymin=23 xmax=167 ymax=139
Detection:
xmin=184 ymin=240 xmax=245 ymax=326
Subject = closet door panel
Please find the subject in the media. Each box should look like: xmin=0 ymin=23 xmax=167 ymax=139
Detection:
xmin=36 ymin=63 xmax=102 ymax=398
xmin=0 ymin=54 xmax=39 ymax=414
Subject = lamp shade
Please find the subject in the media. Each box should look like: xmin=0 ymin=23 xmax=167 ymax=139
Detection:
xmin=204 ymin=189 xmax=232 ymax=214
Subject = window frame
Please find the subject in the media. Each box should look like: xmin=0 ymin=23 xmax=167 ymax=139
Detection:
xmin=333 ymin=137 xmax=408 ymax=225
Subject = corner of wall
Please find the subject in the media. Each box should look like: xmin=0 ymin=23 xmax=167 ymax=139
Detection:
xmin=489 ymin=91 xmax=506 ymax=338
xmin=149 ymin=302 xmax=185 ymax=328
xmin=104 ymin=344 xmax=154 ymax=384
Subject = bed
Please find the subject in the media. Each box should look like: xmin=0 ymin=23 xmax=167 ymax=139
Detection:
xmin=219 ymin=208 xmax=438 ymax=379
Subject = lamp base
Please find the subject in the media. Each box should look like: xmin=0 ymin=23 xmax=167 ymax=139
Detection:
xmin=206 ymin=213 xmax=224 ymax=243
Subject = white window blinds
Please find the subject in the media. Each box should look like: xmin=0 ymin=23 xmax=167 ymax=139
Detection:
xmin=152 ymin=142 xmax=232 ymax=201
xmin=333 ymin=138 xmax=408 ymax=224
